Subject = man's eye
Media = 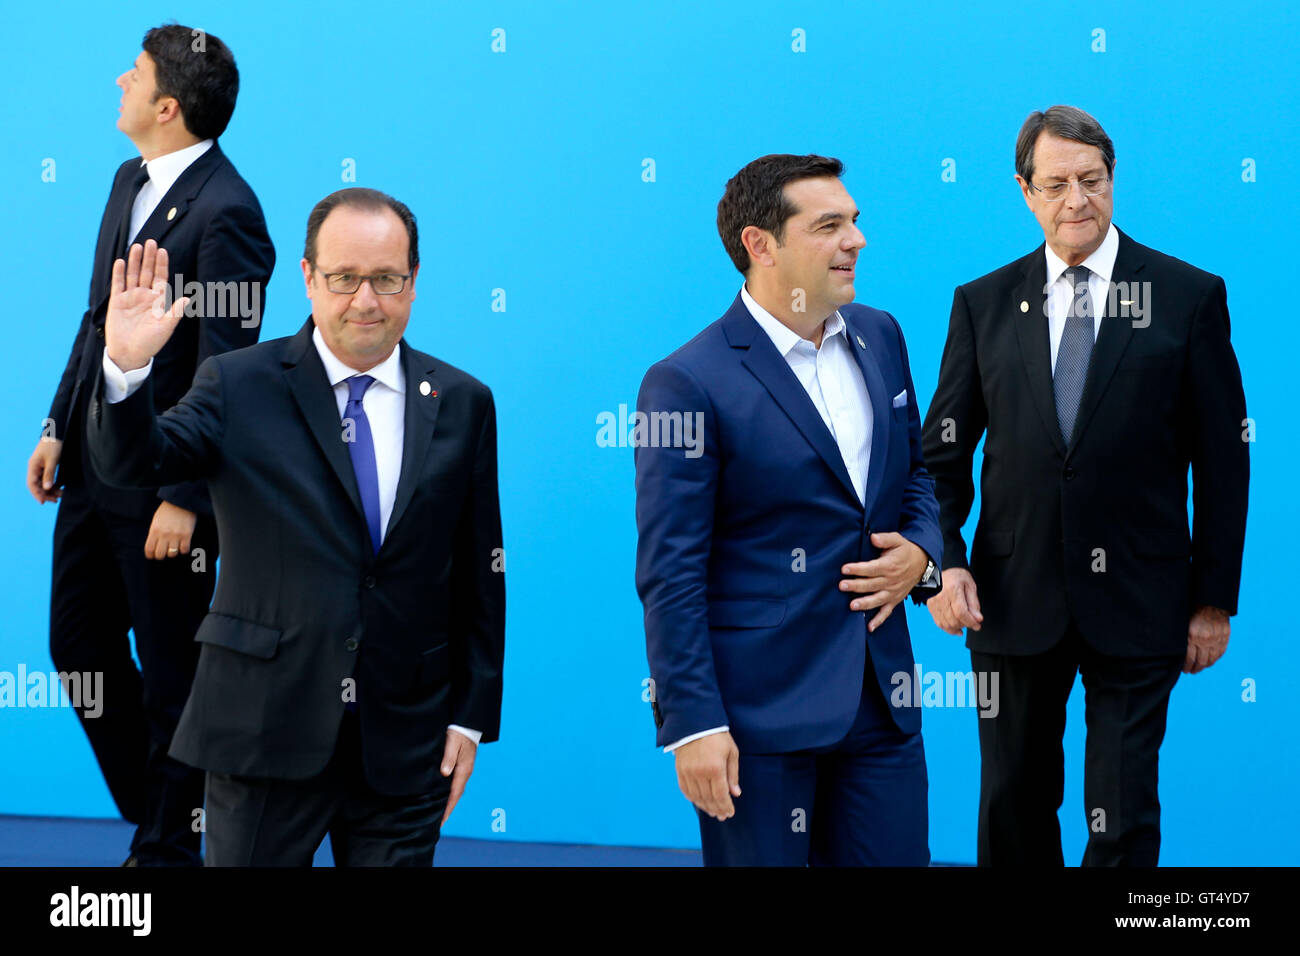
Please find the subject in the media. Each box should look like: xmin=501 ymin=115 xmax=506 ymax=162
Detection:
xmin=1082 ymin=178 xmax=1102 ymax=189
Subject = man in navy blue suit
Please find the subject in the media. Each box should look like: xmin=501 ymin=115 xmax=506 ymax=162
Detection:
xmin=634 ymin=154 xmax=943 ymax=866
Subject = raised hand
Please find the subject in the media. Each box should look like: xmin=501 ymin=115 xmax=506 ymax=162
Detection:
xmin=104 ymin=240 xmax=189 ymax=372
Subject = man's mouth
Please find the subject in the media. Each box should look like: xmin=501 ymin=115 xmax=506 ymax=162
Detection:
xmin=831 ymin=263 xmax=855 ymax=275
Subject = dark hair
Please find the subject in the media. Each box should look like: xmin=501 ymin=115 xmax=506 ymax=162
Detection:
xmin=717 ymin=154 xmax=844 ymax=274
xmin=142 ymin=24 xmax=239 ymax=141
xmin=1015 ymin=105 xmax=1115 ymax=184
xmin=303 ymin=188 xmax=420 ymax=271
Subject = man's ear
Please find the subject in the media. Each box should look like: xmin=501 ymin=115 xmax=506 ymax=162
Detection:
xmin=741 ymin=225 xmax=776 ymax=270
xmin=1014 ymin=174 xmax=1034 ymax=209
xmin=300 ymin=258 xmax=314 ymax=298
xmin=154 ymin=94 xmax=182 ymax=126
xmin=407 ymin=263 xmax=419 ymax=302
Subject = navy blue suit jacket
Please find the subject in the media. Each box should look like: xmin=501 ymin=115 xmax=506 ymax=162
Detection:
xmin=635 ymin=293 xmax=943 ymax=753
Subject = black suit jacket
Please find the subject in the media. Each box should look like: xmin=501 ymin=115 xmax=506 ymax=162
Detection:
xmin=921 ymin=228 xmax=1248 ymax=657
xmin=49 ymin=142 xmax=275 ymax=518
xmin=86 ymin=319 xmax=506 ymax=796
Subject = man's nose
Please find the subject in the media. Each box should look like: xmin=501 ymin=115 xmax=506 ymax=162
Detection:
xmin=351 ymin=279 xmax=381 ymax=308
xmin=116 ymin=72 xmax=128 ymax=91
xmin=846 ymin=224 xmax=867 ymax=250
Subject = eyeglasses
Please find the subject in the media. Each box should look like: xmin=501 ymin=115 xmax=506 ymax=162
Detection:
xmin=1030 ymin=176 xmax=1110 ymax=202
xmin=313 ymin=266 xmax=411 ymax=295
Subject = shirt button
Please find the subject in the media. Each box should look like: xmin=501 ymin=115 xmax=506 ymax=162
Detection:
xmin=363 ymin=575 xmax=376 ymax=589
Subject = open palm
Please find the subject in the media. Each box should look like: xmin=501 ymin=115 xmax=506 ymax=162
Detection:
xmin=104 ymin=239 xmax=189 ymax=372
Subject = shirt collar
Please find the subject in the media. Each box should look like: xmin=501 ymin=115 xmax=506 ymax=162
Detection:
xmin=740 ymin=284 xmax=846 ymax=357
xmin=139 ymin=139 xmax=213 ymax=198
xmin=311 ymin=325 xmax=405 ymax=395
xmin=1044 ymin=222 xmax=1119 ymax=288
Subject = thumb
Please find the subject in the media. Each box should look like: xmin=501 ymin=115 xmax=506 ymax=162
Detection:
xmin=726 ymin=744 xmax=741 ymax=797
xmin=41 ymin=454 xmax=56 ymax=489
xmin=963 ymin=579 xmax=984 ymax=620
xmin=440 ymin=735 xmax=458 ymax=776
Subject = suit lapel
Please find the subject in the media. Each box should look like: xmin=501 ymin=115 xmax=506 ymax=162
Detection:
xmin=723 ymin=296 xmax=860 ymax=506
xmin=132 ymin=143 xmax=226 ymax=251
xmin=282 ymin=319 xmax=368 ymax=527
xmin=1012 ymin=246 xmax=1068 ymax=458
xmin=1067 ymin=231 xmax=1143 ymax=455
xmin=842 ymin=315 xmax=891 ymax=520
xmin=385 ymin=341 xmax=442 ymax=541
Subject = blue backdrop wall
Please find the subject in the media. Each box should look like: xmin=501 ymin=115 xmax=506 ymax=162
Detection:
xmin=1 ymin=0 xmax=1295 ymax=865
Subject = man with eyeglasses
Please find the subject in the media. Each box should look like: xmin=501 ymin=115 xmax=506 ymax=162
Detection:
xmin=921 ymin=105 xmax=1248 ymax=865
xmin=85 ymin=188 xmax=505 ymax=865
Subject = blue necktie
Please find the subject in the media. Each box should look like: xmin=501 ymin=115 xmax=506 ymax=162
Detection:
xmin=344 ymin=375 xmax=383 ymax=554
xmin=1054 ymin=266 xmax=1095 ymax=445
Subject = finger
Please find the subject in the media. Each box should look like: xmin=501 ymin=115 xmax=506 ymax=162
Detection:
xmin=964 ymin=582 xmax=984 ymax=621
xmin=708 ymin=767 xmax=734 ymax=819
xmin=166 ymin=535 xmax=182 ymax=558
xmin=954 ymin=586 xmax=981 ymax=630
xmin=442 ymin=758 xmax=473 ymax=825
xmin=144 ymin=526 xmax=159 ymax=560
xmin=138 ymin=239 xmax=158 ymax=292
xmin=841 ymin=562 xmax=873 ymax=577
xmin=167 ymin=295 xmax=191 ymax=323
xmin=179 ymin=529 xmax=192 ymax=555
xmin=840 ymin=576 xmax=890 ymax=594
xmin=870 ymin=532 xmax=904 ymax=549
xmin=41 ymin=453 xmax=57 ymax=490
xmin=111 ymin=256 xmax=127 ymax=297
xmin=154 ymin=245 xmax=169 ymax=291
xmin=852 ymin=590 xmax=893 ymax=612
xmin=125 ymin=243 xmax=143 ymax=291
xmin=868 ymin=601 xmax=896 ymax=633
xmin=1183 ymin=640 xmax=1197 ymax=674
xmin=726 ymin=745 xmax=741 ymax=798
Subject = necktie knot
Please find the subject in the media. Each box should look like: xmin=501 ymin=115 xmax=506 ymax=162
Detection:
xmin=347 ymin=374 xmax=375 ymax=404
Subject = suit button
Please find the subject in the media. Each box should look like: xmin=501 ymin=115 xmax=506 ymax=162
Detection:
xmin=96 ymin=326 xmax=105 ymax=339
xmin=345 ymin=637 xmax=359 ymax=651
xmin=1063 ymin=468 xmax=1076 ymax=480
xmin=363 ymin=575 xmax=376 ymax=589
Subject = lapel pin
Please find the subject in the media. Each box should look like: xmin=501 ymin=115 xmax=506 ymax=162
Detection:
xmin=855 ymin=335 xmax=866 ymax=349
xmin=166 ymin=207 xmax=177 ymax=221
xmin=1020 ymin=300 xmax=1029 ymax=312
xmin=419 ymin=380 xmax=431 ymax=396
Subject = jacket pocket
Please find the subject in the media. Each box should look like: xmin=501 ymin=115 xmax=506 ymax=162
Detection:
xmin=1133 ymin=529 xmax=1191 ymax=558
xmin=193 ymin=613 xmax=282 ymax=660
xmin=980 ymin=531 xmax=1014 ymax=557
xmin=418 ymin=643 xmax=450 ymax=685
xmin=707 ymin=599 xmax=787 ymax=629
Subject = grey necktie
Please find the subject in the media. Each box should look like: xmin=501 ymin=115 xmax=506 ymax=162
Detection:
xmin=1054 ymin=265 xmax=1095 ymax=444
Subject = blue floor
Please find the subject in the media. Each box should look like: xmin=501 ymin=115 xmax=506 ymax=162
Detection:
xmin=0 ymin=814 xmax=701 ymax=866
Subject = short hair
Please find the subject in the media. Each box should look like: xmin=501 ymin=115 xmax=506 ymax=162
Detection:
xmin=142 ymin=24 xmax=239 ymax=141
xmin=1015 ymin=105 xmax=1115 ymax=184
xmin=303 ymin=188 xmax=420 ymax=271
xmin=717 ymin=154 xmax=845 ymax=274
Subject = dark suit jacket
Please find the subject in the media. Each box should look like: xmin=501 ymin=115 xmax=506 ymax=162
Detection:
xmin=921 ymin=228 xmax=1249 ymax=658
xmin=50 ymin=142 xmax=275 ymax=518
xmin=635 ymin=295 xmax=942 ymax=753
xmin=86 ymin=318 xmax=506 ymax=796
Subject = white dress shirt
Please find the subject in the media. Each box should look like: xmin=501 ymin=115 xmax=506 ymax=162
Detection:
xmin=1045 ymin=223 xmax=1118 ymax=373
xmin=101 ymin=331 xmax=482 ymax=746
xmin=662 ymin=286 xmax=875 ymax=754
xmin=128 ymin=140 xmax=214 ymax=243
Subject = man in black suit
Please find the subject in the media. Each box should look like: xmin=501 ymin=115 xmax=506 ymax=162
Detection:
xmin=25 ymin=24 xmax=274 ymax=866
xmin=921 ymin=105 xmax=1248 ymax=866
xmin=86 ymin=188 xmax=505 ymax=866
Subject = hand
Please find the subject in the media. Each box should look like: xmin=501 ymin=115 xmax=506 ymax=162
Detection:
xmin=105 ymin=240 xmax=189 ymax=372
xmin=1185 ymin=605 xmax=1230 ymax=674
xmin=26 ymin=438 xmax=63 ymax=504
xmin=144 ymin=501 xmax=198 ymax=560
xmin=839 ymin=532 xmax=929 ymax=633
xmin=926 ymin=567 xmax=984 ymax=635
xmin=674 ymin=731 xmax=741 ymax=821
xmin=440 ymin=728 xmax=478 ymax=824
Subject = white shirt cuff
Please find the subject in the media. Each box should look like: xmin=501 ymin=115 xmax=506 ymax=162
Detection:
xmin=447 ymin=724 xmax=482 ymax=746
xmin=102 ymin=352 xmax=153 ymax=404
xmin=663 ymin=725 xmax=729 ymax=754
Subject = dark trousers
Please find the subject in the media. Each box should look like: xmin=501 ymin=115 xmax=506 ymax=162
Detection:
xmin=49 ymin=484 xmax=216 ymax=865
xmin=971 ymin=622 xmax=1183 ymax=867
xmin=696 ymin=668 xmax=929 ymax=866
xmin=203 ymin=711 xmax=452 ymax=866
